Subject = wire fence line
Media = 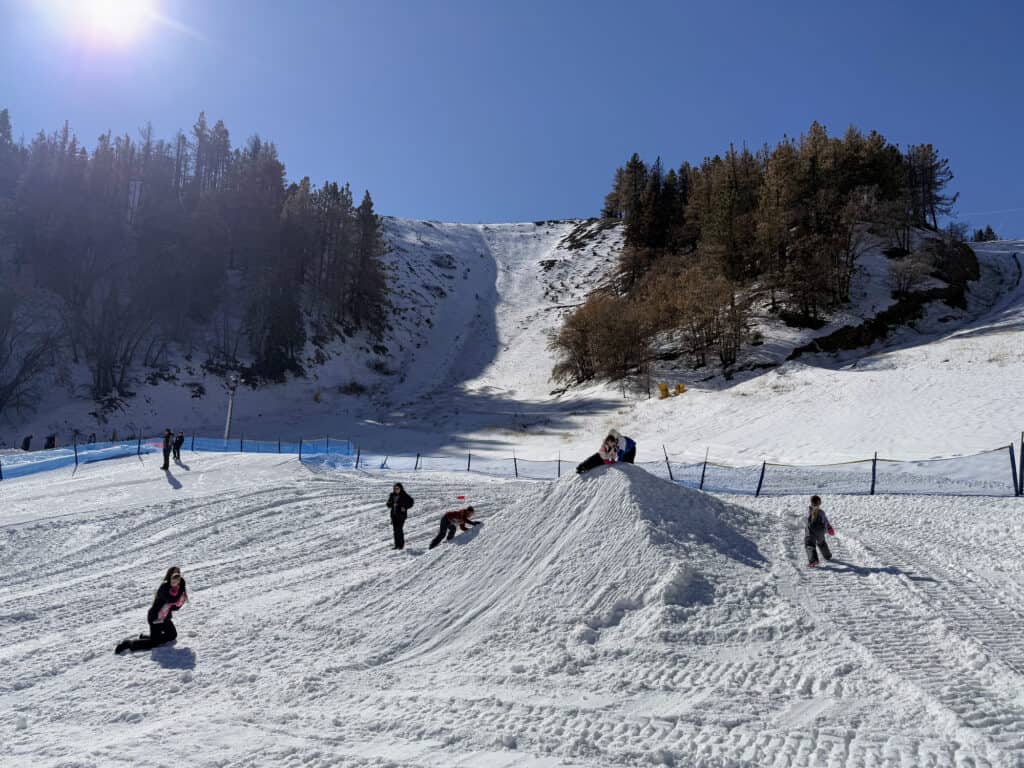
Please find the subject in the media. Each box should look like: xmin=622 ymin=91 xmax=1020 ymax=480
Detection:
xmin=1 ymin=433 xmax=1021 ymax=498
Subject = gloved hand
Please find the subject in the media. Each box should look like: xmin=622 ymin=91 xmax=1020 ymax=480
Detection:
xmin=826 ymin=525 xmax=835 ymax=536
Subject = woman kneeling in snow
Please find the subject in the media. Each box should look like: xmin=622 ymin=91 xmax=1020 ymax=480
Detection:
xmin=115 ymin=567 xmax=189 ymax=654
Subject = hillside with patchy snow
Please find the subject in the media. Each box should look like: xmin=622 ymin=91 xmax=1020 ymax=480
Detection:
xmin=3 ymin=218 xmax=1023 ymax=467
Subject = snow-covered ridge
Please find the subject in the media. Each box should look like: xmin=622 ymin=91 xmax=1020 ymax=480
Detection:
xmin=4 ymin=223 xmax=1024 ymax=468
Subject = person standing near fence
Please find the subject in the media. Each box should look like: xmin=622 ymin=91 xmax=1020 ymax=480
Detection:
xmin=20 ymin=434 xmax=32 ymax=451
xmin=805 ymin=495 xmax=836 ymax=568
xmin=161 ymin=429 xmax=173 ymax=470
xmin=386 ymin=482 xmax=414 ymax=549
xmin=114 ymin=567 xmax=189 ymax=654
xmin=172 ymin=431 xmax=185 ymax=462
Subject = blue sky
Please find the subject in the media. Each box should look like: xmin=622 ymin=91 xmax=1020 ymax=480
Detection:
xmin=2 ymin=0 xmax=1021 ymax=235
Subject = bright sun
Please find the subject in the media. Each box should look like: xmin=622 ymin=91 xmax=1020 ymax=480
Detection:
xmin=45 ymin=0 xmax=157 ymax=46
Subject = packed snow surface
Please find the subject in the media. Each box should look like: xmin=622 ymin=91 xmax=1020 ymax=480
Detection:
xmin=2 ymin=453 xmax=1023 ymax=767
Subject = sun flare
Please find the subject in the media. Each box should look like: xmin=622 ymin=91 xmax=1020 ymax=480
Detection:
xmin=43 ymin=0 xmax=158 ymax=46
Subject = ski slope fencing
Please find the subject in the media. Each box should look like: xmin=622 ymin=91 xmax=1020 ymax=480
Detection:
xmin=1 ymin=434 xmax=1021 ymax=497
xmin=0 ymin=435 xmax=354 ymax=481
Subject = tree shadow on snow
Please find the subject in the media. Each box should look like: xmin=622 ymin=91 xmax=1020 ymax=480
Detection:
xmin=822 ymin=559 xmax=936 ymax=582
xmin=151 ymin=644 xmax=196 ymax=669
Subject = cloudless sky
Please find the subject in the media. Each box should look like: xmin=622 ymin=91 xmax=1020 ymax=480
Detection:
xmin=2 ymin=0 xmax=1022 ymax=235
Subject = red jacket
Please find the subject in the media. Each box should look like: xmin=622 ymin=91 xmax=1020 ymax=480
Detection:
xmin=444 ymin=507 xmax=476 ymax=529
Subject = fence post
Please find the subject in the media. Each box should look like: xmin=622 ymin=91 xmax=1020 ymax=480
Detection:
xmin=557 ymin=454 xmax=561 ymax=478
xmin=191 ymin=434 xmax=195 ymax=451
xmin=326 ymin=436 xmax=330 ymax=453
xmin=755 ymin=461 xmax=767 ymax=497
xmin=355 ymin=447 xmax=361 ymax=469
xmin=0 ymin=455 xmax=4 ymax=481
xmin=662 ymin=444 xmax=674 ymax=481
xmin=299 ymin=439 xmax=303 ymax=459
xmin=137 ymin=435 xmax=142 ymax=456
xmin=870 ymin=452 xmax=877 ymax=495
xmin=414 ymin=453 xmax=420 ymax=471
xmin=74 ymin=434 xmax=79 ymax=467
xmin=467 ymin=453 xmax=472 ymax=472
xmin=240 ymin=435 xmax=244 ymax=453
xmin=278 ymin=438 xmax=281 ymax=454
xmin=1019 ymin=432 xmax=1023 ymax=497
xmin=1010 ymin=444 xmax=1020 ymax=497
xmin=699 ymin=448 xmax=709 ymax=490
xmin=513 ymin=453 xmax=518 ymax=478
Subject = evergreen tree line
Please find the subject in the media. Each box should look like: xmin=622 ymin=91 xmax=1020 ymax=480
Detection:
xmin=0 ymin=108 xmax=388 ymax=415
xmin=551 ymin=122 xmax=960 ymax=386
xmin=972 ymin=225 xmax=999 ymax=242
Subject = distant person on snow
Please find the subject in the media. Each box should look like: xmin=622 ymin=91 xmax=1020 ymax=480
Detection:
xmin=20 ymin=434 xmax=32 ymax=451
xmin=805 ymin=495 xmax=836 ymax=568
xmin=115 ymin=567 xmax=189 ymax=654
xmin=429 ymin=506 xmax=479 ymax=549
xmin=576 ymin=432 xmax=623 ymax=474
xmin=161 ymin=429 xmax=173 ymax=470
xmin=172 ymin=431 xmax=185 ymax=462
xmin=386 ymin=482 xmax=414 ymax=549
xmin=43 ymin=433 xmax=56 ymax=450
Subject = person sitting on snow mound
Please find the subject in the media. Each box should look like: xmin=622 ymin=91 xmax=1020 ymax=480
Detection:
xmin=609 ymin=429 xmax=636 ymax=464
xmin=576 ymin=430 xmax=637 ymax=474
xmin=429 ymin=506 xmax=480 ymax=549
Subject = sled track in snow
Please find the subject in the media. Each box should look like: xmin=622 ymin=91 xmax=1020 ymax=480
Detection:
xmin=777 ymin=504 xmax=1024 ymax=766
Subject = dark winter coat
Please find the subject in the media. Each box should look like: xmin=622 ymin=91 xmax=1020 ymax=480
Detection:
xmin=162 ymin=432 xmax=173 ymax=453
xmin=147 ymin=578 xmax=188 ymax=624
xmin=806 ymin=506 xmax=831 ymax=536
xmin=387 ymin=490 xmax=414 ymax=514
xmin=173 ymin=434 xmax=185 ymax=450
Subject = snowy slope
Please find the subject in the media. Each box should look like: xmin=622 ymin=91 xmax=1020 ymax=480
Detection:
xmin=2 ymin=453 xmax=1023 ymax=766
xmin=4 ymin=222 xmax=1023 ymax=469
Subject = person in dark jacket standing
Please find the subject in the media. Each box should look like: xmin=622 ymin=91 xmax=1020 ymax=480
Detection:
xmin=429 ymin=506 xmax=479 ymax=549
xmin=20 ymin=434 xmax=32 ymax=451
xmin=172 ymin=431 xmax=185 ymax=462
xmin=805 ymin=495 xmax=836 ymax=568
xmin=386 ymin=482 xmax=414 ymax=549
xmin=115 ymin=567 xmax=189 ymax=654
xmin=161 ymin=429 xmax=173 ymax=470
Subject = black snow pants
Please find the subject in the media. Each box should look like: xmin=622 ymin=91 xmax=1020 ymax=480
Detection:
xmin=161 ymin=448 xmax=171 ymax=470
xmin=390 ymin=509 xmax=407 ymax=549
xmin=805 ymin=529 xmax=832 ymax=565
xmin=429 ymin=516 xmax=457 ymax=549
xmin=576 ymin=453 xmax=605 ymax=474
xmin=124 ymin=620 xmax=177 ymax=652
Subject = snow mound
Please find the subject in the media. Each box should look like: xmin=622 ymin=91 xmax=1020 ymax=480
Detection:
xmin=314 ymin=463 xmax=762 ymax=669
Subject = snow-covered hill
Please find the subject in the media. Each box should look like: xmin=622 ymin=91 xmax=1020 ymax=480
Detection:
xmin=2 ymin=453 xmax=1023 ymax=766
xmin=4 ymin=218 xmax=1023 ymax=468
